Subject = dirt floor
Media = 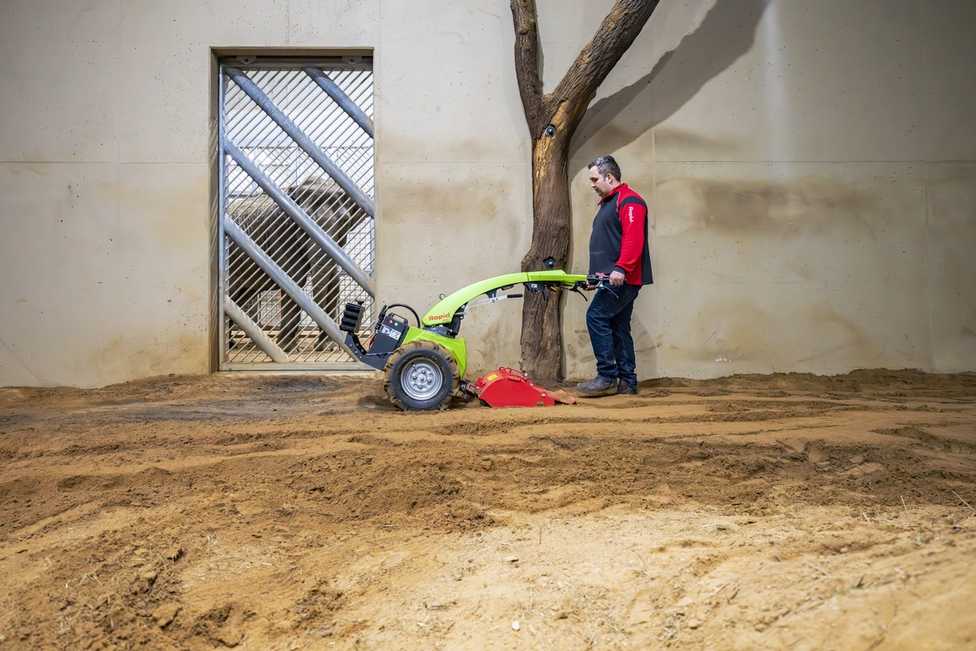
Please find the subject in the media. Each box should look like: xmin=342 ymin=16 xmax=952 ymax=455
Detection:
xmin=1 ymin=369 xmax=975 ymax=650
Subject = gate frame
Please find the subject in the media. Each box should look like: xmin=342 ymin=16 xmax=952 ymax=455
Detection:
xmin=210 ymin=49 xmax=377 ymax=372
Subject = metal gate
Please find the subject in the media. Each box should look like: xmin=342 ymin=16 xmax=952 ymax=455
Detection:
xmin=218 ymin=56 xmax=374 ymax=369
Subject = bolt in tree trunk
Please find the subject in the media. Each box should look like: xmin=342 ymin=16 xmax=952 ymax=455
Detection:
xmin=511 ymin=0 xmax=658 ymax=385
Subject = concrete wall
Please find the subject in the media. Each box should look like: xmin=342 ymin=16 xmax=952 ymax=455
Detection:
xmin=563 ymin=0 xmax=976 ymax=380
xmin=1 ymin=0 xmax=973 ymax=387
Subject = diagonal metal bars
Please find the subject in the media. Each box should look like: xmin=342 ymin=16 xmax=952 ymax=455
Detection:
xmin=223 ymin=138 xmax=374 ymax=296
xmin=225 ymin=67 xmax=375 ymax=219
xmin=224 ymin=219 xmax=353 ymax=357
xmin=219 ymin=59 xmax=375 ymax=367
xmin=303 ymin=67 xmax=374 ymax=138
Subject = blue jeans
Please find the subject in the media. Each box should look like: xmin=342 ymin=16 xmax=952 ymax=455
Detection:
xmin=586 ymin=283 xmax=640 ymax=388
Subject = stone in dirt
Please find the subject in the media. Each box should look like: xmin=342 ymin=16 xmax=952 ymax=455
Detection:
xmin=806 ymin=446 xmax=828 ymax=464
xmin=152 ymin=603 xmax=180 ymax=628
xmin=217 ymin=625 xmax=243 ymax=647
xmin=164 ymin=546 xmax=184 ymax=561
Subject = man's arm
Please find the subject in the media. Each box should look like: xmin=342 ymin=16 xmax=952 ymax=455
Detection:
xmin=611 ymin=200 xmax=647 ymax=285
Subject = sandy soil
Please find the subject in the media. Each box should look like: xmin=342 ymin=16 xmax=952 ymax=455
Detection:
xmin=1 ymin=369 xmax=975 ymax=650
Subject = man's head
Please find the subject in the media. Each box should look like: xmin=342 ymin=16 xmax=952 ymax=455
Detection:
xmin=588 ymin=155 xmax=622 ymax=198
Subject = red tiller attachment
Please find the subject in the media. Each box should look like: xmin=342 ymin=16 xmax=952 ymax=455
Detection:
xmin=469 ymin=367 xmax=576 ymax=408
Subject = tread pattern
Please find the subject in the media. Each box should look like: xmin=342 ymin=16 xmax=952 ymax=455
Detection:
xmin=383 ymin=340 xmax=460 ymax=410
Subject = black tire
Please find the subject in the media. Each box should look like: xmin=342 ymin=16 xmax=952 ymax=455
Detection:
xmin=383 ymin=341 xmax=460 ymax=411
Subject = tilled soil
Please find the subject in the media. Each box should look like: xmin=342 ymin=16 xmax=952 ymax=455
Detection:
xmin=1 ymin=369 xmax=974 ymax=649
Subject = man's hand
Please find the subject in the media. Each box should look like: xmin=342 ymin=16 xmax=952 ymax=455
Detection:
xmin=609 ymin=270 xmax=625 ymax=287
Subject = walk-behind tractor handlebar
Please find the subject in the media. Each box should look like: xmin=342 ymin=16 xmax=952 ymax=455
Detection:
xmin=340 ymin=269 xmax=596 ymax=410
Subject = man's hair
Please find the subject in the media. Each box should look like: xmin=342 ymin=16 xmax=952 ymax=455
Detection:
xmin=588 ymin=155 xmax=622 ymax=182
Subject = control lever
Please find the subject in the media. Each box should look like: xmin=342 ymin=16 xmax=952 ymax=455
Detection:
xmin=585 ymin=273 xmax=620 ymax=299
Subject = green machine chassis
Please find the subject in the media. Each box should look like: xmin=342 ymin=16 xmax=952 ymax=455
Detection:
xmin=341 ymin=269 xmax=590 ymax=410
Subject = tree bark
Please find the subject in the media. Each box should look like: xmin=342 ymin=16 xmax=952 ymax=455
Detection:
xmin=511 ymin=0 xmax=659 ymax=385
xmin=520 ymin=125 xmax=572 ymax=385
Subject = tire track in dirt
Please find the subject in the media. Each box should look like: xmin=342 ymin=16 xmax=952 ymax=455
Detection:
xmin=874 ymin=425 xmax=976 ymax=454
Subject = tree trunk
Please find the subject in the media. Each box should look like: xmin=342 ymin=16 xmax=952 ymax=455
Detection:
xmin=520 ymin=133 xmax=571 ymax=385
xmin=511 ymin=0 xmax=659 ymax=384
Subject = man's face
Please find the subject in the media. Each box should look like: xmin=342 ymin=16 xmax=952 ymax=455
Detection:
xmin=588 ymin=166 xmax=615 ymax=198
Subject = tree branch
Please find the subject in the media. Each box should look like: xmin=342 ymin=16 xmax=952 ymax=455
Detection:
xmin=510 ymin=0 xmax=547 ymax=136
xmin=547 ymin=0 xmax=660 ymax=131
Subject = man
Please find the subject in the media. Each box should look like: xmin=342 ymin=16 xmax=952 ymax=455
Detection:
xmin=576 ymin=155 xmax=653 ymax=397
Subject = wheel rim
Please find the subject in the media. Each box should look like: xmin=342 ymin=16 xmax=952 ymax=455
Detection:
xmin=401 ymin=359 xmax=444 ymax=401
